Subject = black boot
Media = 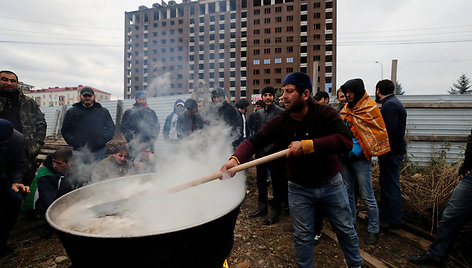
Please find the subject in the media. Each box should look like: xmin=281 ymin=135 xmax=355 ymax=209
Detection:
xmin=249 ymin=207 xmax=267 ymax=217
xmin=408 ymin=252 xmax=443 ymax=266
xmin=263 ymin=209 xmax=281 ymax=225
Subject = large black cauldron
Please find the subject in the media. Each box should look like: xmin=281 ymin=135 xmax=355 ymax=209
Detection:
xmin=46 ymin=173 xmax=245 ymax=267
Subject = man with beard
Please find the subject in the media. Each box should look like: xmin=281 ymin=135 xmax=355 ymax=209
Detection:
xmin=121 ymin=91 xmax=160 ymax=158
xmin=0 ymin=70 xmax=46 ymax=187
xmin=249 ymin=86 xmax=286 ymax=226
xmin=61 ymin=87 xmax=115 ymax=164
xmin=339 ymin=78 xmax=390 ymax=245
xmin=220 ymin=72 xmax=362 ymax=268
xmin=375 ymin=80 xmax=407 ymax=230
xmin=208 ymin=88 xmax=242 ymax=149
xmin=0 ymin=119 xmax=30 ymax=257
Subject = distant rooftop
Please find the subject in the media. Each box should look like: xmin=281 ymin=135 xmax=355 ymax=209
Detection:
xmin=26 ymin=85 xmax=110 ymax=95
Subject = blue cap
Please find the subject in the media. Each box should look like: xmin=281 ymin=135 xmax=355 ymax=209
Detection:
xmin=135 ymin=91 xmax=147 ymax=100
xmin=283 ymin=72 xmax=313 ymax=94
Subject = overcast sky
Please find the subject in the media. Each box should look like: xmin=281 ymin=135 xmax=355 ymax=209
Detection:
xmin=1 ymin=0 xmax=471 ymax=99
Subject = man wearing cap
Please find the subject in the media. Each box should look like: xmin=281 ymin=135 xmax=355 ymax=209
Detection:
xmin=121 ymin=91 xmax=160 ymax=158
xmin=249 ymin=86 xmax=287 ymax=225
xmin=61 ymin=86 xmax=115 ymax=164
xmin=177 ymin=98 xmax=206 ymax=138
xmin=220 ymin=72 xmax=362 ymax=268
xmin=0 ymin=119 xmax=30 ymax=257
xmin=0 ymin=70 xmax=46 ymax=187
xmin=164 ymin=99 xmax=185 ymax=143
xmin=209 ymin=88 xmax=242 ymax=149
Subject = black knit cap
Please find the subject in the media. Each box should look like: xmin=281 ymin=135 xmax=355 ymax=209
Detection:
xmin=184 ymin=99 xmax=198 ymax=110
xmin=261 ymin=86 xmax=275 ymax=96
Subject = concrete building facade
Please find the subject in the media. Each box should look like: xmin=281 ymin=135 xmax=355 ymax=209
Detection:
xmin=124 ymin=0 xmax=336 ymax=100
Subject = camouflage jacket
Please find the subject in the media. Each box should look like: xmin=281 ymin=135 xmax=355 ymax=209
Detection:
xmin=0 ymin=90 xmax=46 ymax=159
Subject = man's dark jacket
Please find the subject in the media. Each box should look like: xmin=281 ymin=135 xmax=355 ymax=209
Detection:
xmin=218 ymin=102 xmax=242 ymax=132
xmin=253 ymin=103 xmax=284 ymax=157
xmin=208 ymin=101 xmax=242 ymax=146
xmin=121 ymin=103 xmax=160 ymax=143
xmin=61 ymin=102 xmax=115 ymax=152
xmin=233 ymin=99 xmax=353 ymax=187
xmin=177 ymin=111 xmax=205 ymax=138
xmin=0 ymin=129 xmax=26 ymax=184
xmin=380 ymin=95 xmax=407 ymax=155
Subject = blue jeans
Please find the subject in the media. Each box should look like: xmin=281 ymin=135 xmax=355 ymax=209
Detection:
xmin=428 ymin=173 xmax=472 ymax=260
xmin=340 ymin=158 xmax=379 ymax=233
xmin=378 ymin=153 xmax=404 ymax=225
xmin=288 ymin=173 xmax=362 ymax=268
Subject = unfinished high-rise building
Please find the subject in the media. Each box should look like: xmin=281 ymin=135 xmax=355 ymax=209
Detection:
xmin=124 ymin=0 xmax=336 ymax=100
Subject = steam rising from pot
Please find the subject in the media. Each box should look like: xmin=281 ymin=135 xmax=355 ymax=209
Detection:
xmin=51 ymin=121 xmax=246 ymax=237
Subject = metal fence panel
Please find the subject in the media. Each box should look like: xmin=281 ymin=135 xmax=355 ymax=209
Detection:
xmin=40 ymin=94 xmax=472 ymax=166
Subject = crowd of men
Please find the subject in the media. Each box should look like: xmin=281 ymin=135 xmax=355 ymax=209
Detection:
xmin=1 ymin=69 xmax=472 ymax=268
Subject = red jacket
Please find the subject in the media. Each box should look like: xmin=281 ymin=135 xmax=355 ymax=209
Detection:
xmin=233 ymin=99 xmax=352 ymax=187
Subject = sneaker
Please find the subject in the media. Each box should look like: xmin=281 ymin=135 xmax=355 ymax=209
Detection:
xmin=313 ymin=233 xmax=322 ymax=246
xmin=365 ymin=232 xmax=378 ymax=245
xmin=408 ymin=252 xmax=443 ymax=266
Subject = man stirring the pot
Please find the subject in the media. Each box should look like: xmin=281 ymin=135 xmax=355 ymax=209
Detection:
xmin=220 ymin=72 xmax=363 ymax=268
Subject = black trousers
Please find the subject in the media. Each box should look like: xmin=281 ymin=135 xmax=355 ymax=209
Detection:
xmin=255 ymin=157 xmax=287 ymax=211
xmin=0 ymin=176 xmax=23 ymax=248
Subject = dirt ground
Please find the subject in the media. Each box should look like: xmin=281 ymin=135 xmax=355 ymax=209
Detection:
xmin=0 ymin=169 xmax=462 ymax=268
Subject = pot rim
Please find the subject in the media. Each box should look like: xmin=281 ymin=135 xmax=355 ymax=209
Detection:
xmin=46 ymin=173 xmax=245 ymax=238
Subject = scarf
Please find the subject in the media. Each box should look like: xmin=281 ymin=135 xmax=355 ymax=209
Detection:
xmin=340 ymin=92 xmax=390 ymax=159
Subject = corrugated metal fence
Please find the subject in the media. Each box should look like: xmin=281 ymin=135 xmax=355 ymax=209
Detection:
xmin=41 ymin=94 xmax=472 ymax=166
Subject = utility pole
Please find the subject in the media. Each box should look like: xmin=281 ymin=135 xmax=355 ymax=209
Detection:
xmin=391 ymin=59 xmax=398 ymax=87
xmin=313 ymin=61 xmax=319 ymax=93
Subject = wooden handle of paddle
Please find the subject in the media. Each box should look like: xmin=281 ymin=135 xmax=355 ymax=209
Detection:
xmin=168 ymin=148 xmax=289 ymax=193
